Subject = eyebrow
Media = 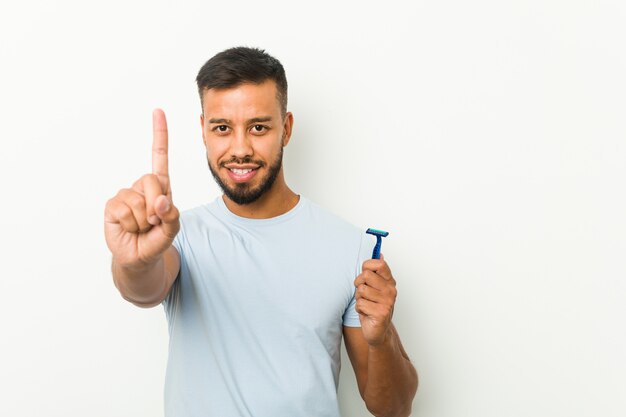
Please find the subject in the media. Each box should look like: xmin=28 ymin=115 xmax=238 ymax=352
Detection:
xmin=207 ymin=116 xmax=273 ymax=124
xmin=207 ymin=118 xmax=231 ymax=124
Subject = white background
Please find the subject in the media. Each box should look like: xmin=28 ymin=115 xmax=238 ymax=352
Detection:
xmin=1 ymin=1 xmax=625 ymax=416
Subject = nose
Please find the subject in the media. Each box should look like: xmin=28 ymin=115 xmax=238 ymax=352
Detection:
xmin=229 ymin=128 xmax=253 ymax=160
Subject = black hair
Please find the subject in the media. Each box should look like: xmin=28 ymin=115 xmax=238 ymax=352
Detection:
xmin=196 ymin=46 xmax=288 ymax=117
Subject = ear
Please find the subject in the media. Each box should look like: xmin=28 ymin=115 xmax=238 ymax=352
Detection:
xmin=281 ymin=112 xmax=294 ymax=147
xmin=200 ymin=113 xmax=206 ymax=145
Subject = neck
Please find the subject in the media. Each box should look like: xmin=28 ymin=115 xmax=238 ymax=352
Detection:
xmin=222 ymin=173 xmax=299 ymax=219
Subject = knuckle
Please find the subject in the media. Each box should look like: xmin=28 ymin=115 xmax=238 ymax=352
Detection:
xmin=116 ymin=188 xmax=131 ymax=199
xmin=152 ymin=145 xmax=167 ymax=155
xmin=138 ymin=173 xmax=157 ymax=188
xmin=117 ymin=204 xmax=133 ymax=219
xmin=105 ymin=197 xmax=117 ymax=211
xmin=128 ymin=194 xmax=146 ymax=211
xmin=132 ymin=175 xmax=148 ymax=190
xmin=389 ymin=286 xmax=398 ymax=299
xmin=354 ymin=273 xmax=364 ymax=284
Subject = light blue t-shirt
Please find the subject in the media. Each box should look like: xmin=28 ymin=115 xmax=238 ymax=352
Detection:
xmin=162 ymin=196 xmax=374 ymax=417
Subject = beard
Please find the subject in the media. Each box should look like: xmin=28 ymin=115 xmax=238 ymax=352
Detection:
xmin=208 ymin=147 xmax=284 ymax=205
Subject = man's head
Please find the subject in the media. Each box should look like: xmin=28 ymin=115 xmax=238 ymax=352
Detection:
xmin=196 ymin=47 xmax=293 ymax=206
xmin=196 ymin=46 xmax=288 ymax=118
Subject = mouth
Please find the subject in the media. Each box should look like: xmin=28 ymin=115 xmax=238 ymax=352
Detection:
xmin=223 ymin=164 xmax=260 ymax=183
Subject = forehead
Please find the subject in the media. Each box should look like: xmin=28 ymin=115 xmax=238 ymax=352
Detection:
xmin=202 ymin=80 xmax=281 ymax=120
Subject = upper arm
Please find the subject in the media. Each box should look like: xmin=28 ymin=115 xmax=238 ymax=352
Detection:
xmin=343 ymin=325 xmax=370 ymax=398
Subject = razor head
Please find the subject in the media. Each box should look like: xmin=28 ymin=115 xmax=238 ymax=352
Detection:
xmin=366 ymin=228 xmax=389 ymax=237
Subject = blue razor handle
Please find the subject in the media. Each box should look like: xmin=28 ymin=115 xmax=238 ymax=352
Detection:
xmin=366 ymin=228 xmax=389 ymax=259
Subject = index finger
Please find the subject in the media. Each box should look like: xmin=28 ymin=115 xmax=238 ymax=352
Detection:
xmin=362 ymin=258 xmax=392 ymax=280
xmin=152 ymin=108 xmax=169 ymax=178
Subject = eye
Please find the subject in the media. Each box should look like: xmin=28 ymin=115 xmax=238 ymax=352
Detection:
xmin=250 ymin=124 xmax=268 ymax=134
xmin=212 ymin=125 xmax=230 ymax=134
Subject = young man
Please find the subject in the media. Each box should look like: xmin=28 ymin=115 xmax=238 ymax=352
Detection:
xmin=104 ymin=47 xmax=417 ymax=417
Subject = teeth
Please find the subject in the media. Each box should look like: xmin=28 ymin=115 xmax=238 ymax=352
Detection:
xmin=231 ymin=168 xmax=253 ymax=174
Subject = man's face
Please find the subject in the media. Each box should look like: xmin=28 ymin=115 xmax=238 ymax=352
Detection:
xmin=200 ymin=80 xmax=293 ymax=205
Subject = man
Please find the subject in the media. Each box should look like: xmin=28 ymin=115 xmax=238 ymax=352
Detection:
xmin=104 ymin=47 xmax=417 ymax=417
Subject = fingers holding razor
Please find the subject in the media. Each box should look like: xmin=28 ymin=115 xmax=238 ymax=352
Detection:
xmin=354 ymin=266 xmax=397 ymax=306
xmin=354 ymin=256 xmax=398 ymax=346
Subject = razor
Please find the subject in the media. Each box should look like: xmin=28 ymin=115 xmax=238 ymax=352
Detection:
xmin=366 ymin=228 xmax=389 ymax=260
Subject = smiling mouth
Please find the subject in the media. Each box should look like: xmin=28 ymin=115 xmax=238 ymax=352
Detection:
xmin=230 ymin=168 xmax=254 ymax=175
xmin=220 ymin=157 xmax=265 ymax=182
xmin=224 ymin=165 xmax=260 ymax=183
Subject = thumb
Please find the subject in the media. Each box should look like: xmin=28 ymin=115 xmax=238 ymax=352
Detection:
xmin=154 ymin=195 xmax=180 ymax=238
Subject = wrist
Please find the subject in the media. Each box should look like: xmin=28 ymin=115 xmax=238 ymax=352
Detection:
xmin=368 ymin=327 xmax=395 ymax=351
xmin=112 ymin=256 xmax=161 ymax=274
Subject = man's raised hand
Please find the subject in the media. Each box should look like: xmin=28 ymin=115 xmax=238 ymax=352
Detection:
xmin=104 ymin=109 xmax=180 ymax=268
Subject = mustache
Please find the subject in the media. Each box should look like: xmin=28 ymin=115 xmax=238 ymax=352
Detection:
xmin=219 ymin=156 xmax=266 ymax=167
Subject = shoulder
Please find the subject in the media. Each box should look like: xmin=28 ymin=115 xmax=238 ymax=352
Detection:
xmin=179 ymin=203 xmax=212 ymax=224
xmin=301 ymin=197 xmax=363 ymax=237
xmin=303 ymin=198 xmax=379 ymax=257
xmin=177 ymin=198 xmax=224 ymax=228
xmin=173 ymin=199 xmax=226 ymax=246
xmin=299 ymin=197 xmax=375 ymax=256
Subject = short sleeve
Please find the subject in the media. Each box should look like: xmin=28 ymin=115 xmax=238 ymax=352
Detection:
xmin=162 ymin=231 xmax=184 ymax=327
xmin=342 ymin=231 xmax=376 ymax=327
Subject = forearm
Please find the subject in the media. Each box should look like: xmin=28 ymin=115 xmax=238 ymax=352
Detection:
xmin=112 ymin=255 xmax=169 ymax=307
xmin=363 ymin=326 xmax=418 ymax=417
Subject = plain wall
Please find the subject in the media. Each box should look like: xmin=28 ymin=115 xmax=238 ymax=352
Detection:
xmin=1 ymin=0 xmax=625 ymax=416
